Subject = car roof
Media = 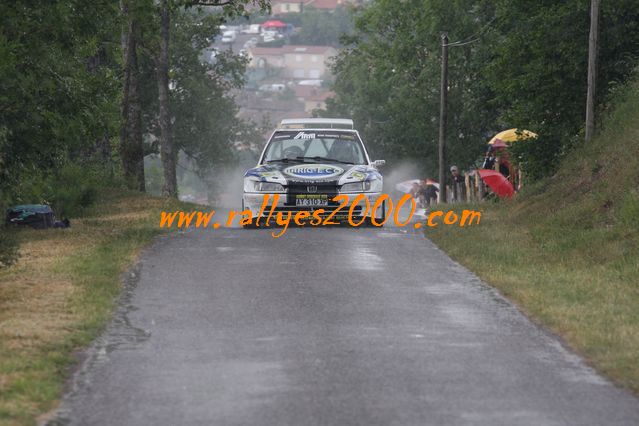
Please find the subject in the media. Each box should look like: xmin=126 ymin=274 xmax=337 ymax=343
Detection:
xmin=273 ymin=127 xmax=358 ymax=133
xmin=278 ymin=118 xmax=354 ymax=130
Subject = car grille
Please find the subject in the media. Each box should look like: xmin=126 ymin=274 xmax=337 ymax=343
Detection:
xmin=272 ymin=205 xmax=362 ymax=213
xmin=286 ymin=182 xmax=338 ymax=195
xmin=269 ymin=206 xmax=363 ymax=219
xmin=271 ymin=182 xmax=363 ymax=218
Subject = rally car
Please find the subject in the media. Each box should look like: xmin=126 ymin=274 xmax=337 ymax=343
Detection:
xmin=242 ymin=118 xmax=386 ymax=225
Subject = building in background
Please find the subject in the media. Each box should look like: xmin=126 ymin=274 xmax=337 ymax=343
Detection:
xmin=294 ymin=86 xmax=334 ymax=113
xmin=306 ymin=0 xmax=340 ymax=10
xmin=248 ymin=47 xmax=286 ymax=69
xmin=271 ymin=0 xmax=362 ymax=15
xmin=271 ymin=1 xmax=305 ymax=14
xmin=248 ymin=45 xmax=337 ymax=80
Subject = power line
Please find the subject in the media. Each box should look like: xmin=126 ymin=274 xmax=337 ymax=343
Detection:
xmin=443 ymin=16 xmax=496 ymax=47
xmin=445 ymin=37 xmax=480 ymax=47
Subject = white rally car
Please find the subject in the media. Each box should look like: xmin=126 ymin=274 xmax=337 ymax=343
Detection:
xmin=242 ymin=118 xmax=386 ymax=225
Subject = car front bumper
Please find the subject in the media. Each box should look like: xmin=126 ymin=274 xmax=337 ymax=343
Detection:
xmin=242 ymin=192 xmax=385 ymax=220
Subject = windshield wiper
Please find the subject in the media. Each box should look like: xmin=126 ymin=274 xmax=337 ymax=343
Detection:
xmin=296 ymin=156 xmax=354 ymax=165
xmin=266 ymin=158 xmax=304 ymax=164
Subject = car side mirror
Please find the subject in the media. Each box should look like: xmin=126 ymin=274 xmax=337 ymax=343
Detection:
xmin=372 ymin=160 xmax=386 ymax=168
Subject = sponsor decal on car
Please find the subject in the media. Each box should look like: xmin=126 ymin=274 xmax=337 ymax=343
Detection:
xmin=284 ymin=164 xmax=344 ymax=179
xmin=293 ymin=132 xmax=316 ymax=140
xmin=259 ymin=172 xmax=279 ymax=178
xmin=349 ymin=171 xmax=366 ymax=180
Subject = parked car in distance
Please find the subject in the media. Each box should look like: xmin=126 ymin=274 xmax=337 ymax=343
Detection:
xmin=221 ymin=30 xmax=237 ymax=44
xmin=258 ymin=83 xmax=286 ymax=93
xmin=243 ymin=38 xmax=258 ymax=49
xmin=298 ymin=79 xmax=323 ymax=87
xmin=262 ymin=31 xmax=277 ymax=43
xmin=241 ymin=24 xmax=261 ymax=34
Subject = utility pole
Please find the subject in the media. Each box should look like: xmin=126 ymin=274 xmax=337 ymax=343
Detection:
xmin=585 ymin=0 xmax=600 ymax=143
xmin=438 ymin=33 xmax=448 ymax=203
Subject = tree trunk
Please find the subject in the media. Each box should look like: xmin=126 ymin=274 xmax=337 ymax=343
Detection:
xmin=119 ymin=1 xmax=146 ymax=192
xmin=129 ymin=24 xmax=145 ymax=192
xmin=157 ymin=0 xmax=177 ymax=198
xmin=119 ymin=1 xmax=132 ymax=183
xmin=585 ymin=0 xmax=600 ymax=143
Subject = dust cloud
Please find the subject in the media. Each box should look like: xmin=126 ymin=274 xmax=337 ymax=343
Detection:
xmin=212 ymin=165 xmax=253 ymax=211
xmin=382 ymin=161 xmax=422 ymax=195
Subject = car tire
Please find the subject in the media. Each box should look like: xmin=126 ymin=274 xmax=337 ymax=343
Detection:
xmin=364 ymin=217 xmax=383 ymax=228
xmin=241 ymin=199 xmax=256 ymax=229
xmin=369 ymin=200 xmax=386 ymax=227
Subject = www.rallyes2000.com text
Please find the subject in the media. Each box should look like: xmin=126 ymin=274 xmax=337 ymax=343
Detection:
xmin=160 ymin=194 xmax=482 ymax=238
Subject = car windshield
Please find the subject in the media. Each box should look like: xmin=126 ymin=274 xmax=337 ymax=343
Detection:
xmin=262 ymin=130 xmax=367 ymax=165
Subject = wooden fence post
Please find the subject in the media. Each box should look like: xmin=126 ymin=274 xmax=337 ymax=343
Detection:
xmin=477 ymin=173 xmax=485 ymax=200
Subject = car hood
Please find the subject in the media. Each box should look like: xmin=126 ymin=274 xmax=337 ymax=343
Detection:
xmin=244 ymin=163 xmax=381 ymax=186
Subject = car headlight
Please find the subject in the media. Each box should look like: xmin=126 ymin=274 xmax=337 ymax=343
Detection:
xmin=341 ymin=179 xmax=382 ymax=193
xmin=364 ymin=178 xmax=382 ymax=193
xmin=244 ymin=179 xmax=286 ymax=193
xmin=340 ymin=182 xmax=364 ymax=193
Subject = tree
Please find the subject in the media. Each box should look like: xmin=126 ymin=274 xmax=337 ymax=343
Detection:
xmin=0 ymin=0 xmax=121 ymax=205
xmin=485 ymin=0 xmax=639 ymax=178
xmin=154 ymin=0 xmax=270 ymax=198
xmin=290 ymin=6 xmax=354 ymax=47
xmin=585 ymin=0 xmax=601 ymax=143
xmin=135 ymin=3 xmax=254 ymax=200
xmin=120 ymin=0 xmax=146 ymax=191
xmin=326 ymin=0 xmax=639 ymax=181
xmin=168 ymin=10 xmax=246 ymax=173
xmin=157 ymin=0 xmax=176 ymax=197
xmin=324 ymin=0 xmax=497 ymax=175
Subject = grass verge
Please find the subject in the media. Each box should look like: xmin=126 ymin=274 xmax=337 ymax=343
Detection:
xmin=427 ymin=202 xmax=639 ymax=392
xmin=427 ymin=78 xmax=639 ymax=393
xmin=0 ymin=190 xmax=194 ymax=425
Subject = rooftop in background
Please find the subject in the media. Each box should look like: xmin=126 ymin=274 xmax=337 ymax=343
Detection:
xmin=294 ymin=85 xmax=334 ymax=101
xmin=279 ymin=118 xmax=353 ymax=129
xmin=307 ymin=0 xmax=341 ymax=9
xmin=262 ymin=19 xmax=287 ymax=28
xmin=312 ymin=0 xmax=365 ymax=8
xmin=249 ymin=45 xmax=336 ymax=56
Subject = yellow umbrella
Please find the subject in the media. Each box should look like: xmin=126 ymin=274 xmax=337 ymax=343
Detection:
xmin=488 ymin=129 xmax=538 ymax=146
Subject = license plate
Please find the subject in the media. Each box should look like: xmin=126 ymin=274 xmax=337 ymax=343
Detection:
xmin=295 ymin=195 xmax=328 ymax=207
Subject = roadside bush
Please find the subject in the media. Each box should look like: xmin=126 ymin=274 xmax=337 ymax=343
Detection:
xmin=47 ymin=163 xmax=103 ymax=217
xmin=509 ymin=133 xmax=578 ymax=183
xmin=6 ymin=162 xmax=122 ymax=219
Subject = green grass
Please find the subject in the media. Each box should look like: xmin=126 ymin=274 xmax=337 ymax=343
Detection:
xmin=0 ymin=190 xmax=195 ymax=425
xmin=428 ymin=79 xmax=639 ymax=393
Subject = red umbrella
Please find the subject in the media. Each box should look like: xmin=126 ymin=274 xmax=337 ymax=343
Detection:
xmin=262 ymin=20 xmax=287 ymax=28
xmin=478 ymin=169 xmax=515 ymax=198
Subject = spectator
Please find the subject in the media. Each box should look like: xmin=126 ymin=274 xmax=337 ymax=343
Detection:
xmin=450 ymin=165 xmax=465 ymax=202
xmin=420 ymin=178 xmax=439 ymax=207
xmin=410 ymin=182 xmax=423 ymax=208
xmin=495 ymin=155 xmax=510 ymax=179
xmin=450 ymin=165 xmax=464 ymax=184
xmin=481 ymin=146 xmax=496 ymax=170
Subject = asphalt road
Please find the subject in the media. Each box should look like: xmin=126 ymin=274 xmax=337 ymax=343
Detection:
xmin=49 ymin=223 xmax=639 ymax=425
